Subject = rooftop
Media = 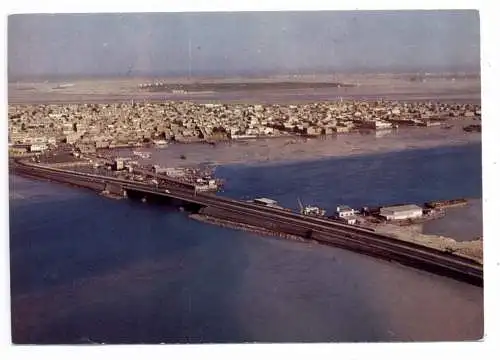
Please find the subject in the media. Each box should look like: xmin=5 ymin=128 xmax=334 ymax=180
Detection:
xmin=254 ymin=197 xmax=278 ymax=205
xmin=380 ymin=204 xmax=422 ymax=213
xmin=337 ymin=205 xmax=354 ymax=211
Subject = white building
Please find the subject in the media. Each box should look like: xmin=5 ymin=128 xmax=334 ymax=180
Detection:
xmin=161 ymin=168 xmax=186 ymax=177
xmin=335 ymin=205 xmax=355 ymax=218
xmin=365 ymin=120 xmax=393 ymax=130
xmin=379 ymin=204 xmax=423 ymax=220
xmin=335 ymin=205 xmax=357 ymax=225
xmin=375 ymin=121 xmax=393 ymax=129
xmin=114 ymin=158 xmax=125 ymax=171
xmin=30 ymin=143 xmax=48 ymax=152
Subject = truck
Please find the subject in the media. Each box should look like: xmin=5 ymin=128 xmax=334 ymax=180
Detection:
xmin=298 ymin=198 xmax=326 ymax=217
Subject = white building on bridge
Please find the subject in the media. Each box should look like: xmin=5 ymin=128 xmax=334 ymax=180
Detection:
xmin=334 ymin=205 xmax=357 ymax=225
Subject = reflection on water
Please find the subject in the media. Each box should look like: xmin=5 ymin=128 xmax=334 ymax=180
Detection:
xmin=374 ymin=129 xmax=395 ymax=138
xmin=9 ymin=144 xmax=483 ymax=344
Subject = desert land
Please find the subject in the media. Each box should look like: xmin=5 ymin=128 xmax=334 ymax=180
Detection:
xmin=8 ymin=72 xmax=481 ymax=105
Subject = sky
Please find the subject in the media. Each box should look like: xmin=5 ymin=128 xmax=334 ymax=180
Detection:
xmin=7 ymin=10 xmax=480 ymax=78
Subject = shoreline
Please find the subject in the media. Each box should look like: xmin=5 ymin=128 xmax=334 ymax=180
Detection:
xmin=190 ymin=212 xmax=482 ymax=265
xmin=108 ymin=122 xmax=481 ymax=169
xmin=374 ymin=224 xmax=483 ymax=264
xmin=189 ymin=213 xmax=309 ymax=244
xmin=214 ymin=138 xmax=482 ymax=169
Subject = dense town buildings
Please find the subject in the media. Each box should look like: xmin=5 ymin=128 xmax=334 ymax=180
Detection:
xmin=8 ymin=100 xmax=481 ymax=154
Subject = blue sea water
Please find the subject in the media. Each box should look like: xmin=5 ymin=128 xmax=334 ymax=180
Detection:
xmin=216 ymin=143 xmax=482 ymax=211
xmin=9 ymin=143 xmax=483 ymax=344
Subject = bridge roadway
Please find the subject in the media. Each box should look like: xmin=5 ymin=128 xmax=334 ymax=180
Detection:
xmin=12 ymin=159 xmax=483 ymax=286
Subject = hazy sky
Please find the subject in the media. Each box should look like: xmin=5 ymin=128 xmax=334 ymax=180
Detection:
xmin=8 ymin=11 xmax=480 ymax=78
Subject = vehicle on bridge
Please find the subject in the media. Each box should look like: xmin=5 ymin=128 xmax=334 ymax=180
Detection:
xmin=297 ymin=198 xmax=326 ymax=217
xmin=251 ymin=197 xmax=284 ymax=209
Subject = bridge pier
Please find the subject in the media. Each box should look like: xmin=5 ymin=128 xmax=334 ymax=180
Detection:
xmin=105 ymin=183 xmax=125 ymax=197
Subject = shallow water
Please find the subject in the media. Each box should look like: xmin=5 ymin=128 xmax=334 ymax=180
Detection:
xmin=422 ymin=198 xmax=483 ymax=241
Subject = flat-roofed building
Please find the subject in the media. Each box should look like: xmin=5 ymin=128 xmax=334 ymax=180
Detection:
xmin=114 ymin=158 xmax=126 ymax=171
xmin=9 ymin=146 xmax=28 ymax=156
xmin=30 ymin=143 xmax=48 ymax=153
xmin=66 ymin=133 xmax=80 ymax=144
xmin=335 ymin=205 xmax=355 ymax=218
xmin=380 ymin=204 xmax=423 ymax=220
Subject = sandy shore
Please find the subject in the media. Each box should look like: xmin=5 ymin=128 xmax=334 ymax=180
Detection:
xmin=108 ymin=117 xmax=481 ymax=169
xmin=374 ymin=223 xmax=482 ymax=263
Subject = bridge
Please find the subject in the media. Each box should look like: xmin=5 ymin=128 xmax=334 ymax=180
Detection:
xmin=11 ymin=159 xmax=483 ymax=287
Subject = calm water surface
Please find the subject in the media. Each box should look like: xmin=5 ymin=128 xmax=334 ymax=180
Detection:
xmin=9 ymin=144 xmax=483 ymax=343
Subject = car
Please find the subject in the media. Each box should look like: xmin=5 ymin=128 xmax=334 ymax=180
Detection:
xmin=164 ymin=189 xmax=171 ymax=194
